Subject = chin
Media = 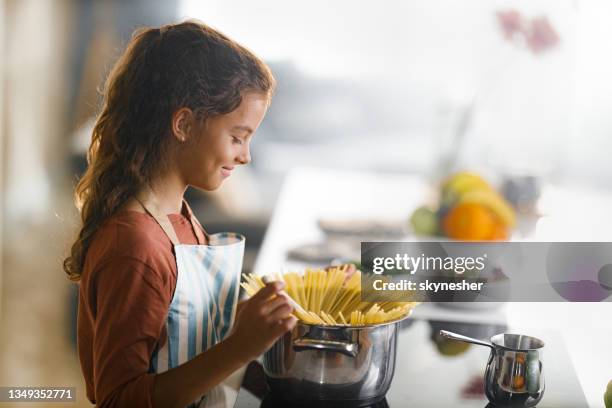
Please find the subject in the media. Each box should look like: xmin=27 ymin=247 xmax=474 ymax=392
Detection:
xmin=192 ymin=178 xmax=223 ymax=192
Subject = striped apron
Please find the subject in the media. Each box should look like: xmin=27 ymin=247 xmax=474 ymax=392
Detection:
xmin=137 ymin=190 xmax=246 ymax=408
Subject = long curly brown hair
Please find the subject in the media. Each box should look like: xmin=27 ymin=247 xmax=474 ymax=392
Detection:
xmin=63 ymin=21 xmax=275 ymax=282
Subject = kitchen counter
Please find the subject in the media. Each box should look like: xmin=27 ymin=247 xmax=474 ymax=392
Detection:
xmin=250 ymin=167 xmax=612 ymax=406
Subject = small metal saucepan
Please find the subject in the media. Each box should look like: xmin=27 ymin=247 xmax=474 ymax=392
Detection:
xmin=440 ymin=330 xmax=545 ymax=407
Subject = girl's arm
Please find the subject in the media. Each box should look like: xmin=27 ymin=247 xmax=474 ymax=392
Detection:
xmin=86 ymin=257 xmax=172 ymax=408
xmin=152 ymin=281 xmax=295 ymax=408
xmin=151 ymin=334 xmax=248 ymax=408
xmin=86 ymin=255 xmax=292 ymax=408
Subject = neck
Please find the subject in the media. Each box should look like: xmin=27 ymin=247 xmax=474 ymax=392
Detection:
xmin=148 ymin=171 xmax=188 ymax=215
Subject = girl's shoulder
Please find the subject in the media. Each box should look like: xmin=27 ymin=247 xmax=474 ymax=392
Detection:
xmin=85 ymin=211 xmax=179 ymax=277
xmin=81 ymin=211 xmax=180 ymax=316
xmin=105 ymin=210 xmax=172 ymax=248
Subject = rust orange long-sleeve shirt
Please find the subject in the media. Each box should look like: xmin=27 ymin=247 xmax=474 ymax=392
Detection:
xmin=77 ymin=208 xmax=205 ymax=407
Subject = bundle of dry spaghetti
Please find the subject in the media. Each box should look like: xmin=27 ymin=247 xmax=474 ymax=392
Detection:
xmin=240 ymin=266 xmax=419 ymax=326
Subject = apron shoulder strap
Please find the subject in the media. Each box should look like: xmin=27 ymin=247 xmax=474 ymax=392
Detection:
xmin=182 ymin=199 xmax=209 ymax=245
xmin=135 ymin=189 xmax=181 ymax=246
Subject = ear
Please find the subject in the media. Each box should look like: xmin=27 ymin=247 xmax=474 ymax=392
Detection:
xmin=171 ymin=108 xmax=195 ymax=142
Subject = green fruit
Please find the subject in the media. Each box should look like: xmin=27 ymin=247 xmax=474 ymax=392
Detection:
xmin=410 ymin=206 xmax=439 ymax=236
xmin=605 ymin=380 xmax=612 ymax=408
xmin=435 ymin=338 xmax=471 ymax=357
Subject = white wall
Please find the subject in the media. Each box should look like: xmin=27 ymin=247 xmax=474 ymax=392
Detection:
xmin=180 ymin=0 xmax=612 ymax=188
xmin=567 ymin=0 xmax=612 ymax=186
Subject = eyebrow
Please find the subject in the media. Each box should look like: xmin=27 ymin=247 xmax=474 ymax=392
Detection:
xmin=232 ymin=125 xmax=253 ymax=135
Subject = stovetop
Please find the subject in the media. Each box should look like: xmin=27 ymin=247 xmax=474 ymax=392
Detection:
xmin=259 ymin=394 xmax=389 ymax=408
xmin=234 ymin=318 xmax=588 ymax=408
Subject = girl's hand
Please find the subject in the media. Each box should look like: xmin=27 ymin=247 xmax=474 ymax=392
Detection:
xmin=235 ymin=299 xmax=247 ymax=318
xmin=228 ymin=281 xmax=297 ymax=363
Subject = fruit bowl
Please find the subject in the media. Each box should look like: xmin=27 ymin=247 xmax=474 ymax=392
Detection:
xmin=410 ymin=171 xmax=517 ymax=242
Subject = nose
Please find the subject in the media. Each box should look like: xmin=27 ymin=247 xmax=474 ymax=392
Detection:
xmin=236 ymin=144 xmax=251 ymax=165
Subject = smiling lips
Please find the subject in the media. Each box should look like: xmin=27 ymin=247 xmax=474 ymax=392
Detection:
xmin=221 ymin=166 xmax=234 ymax=177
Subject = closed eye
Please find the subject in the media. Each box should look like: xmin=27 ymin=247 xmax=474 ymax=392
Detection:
xmin=231 ymin=136 xmax=243 ymax=145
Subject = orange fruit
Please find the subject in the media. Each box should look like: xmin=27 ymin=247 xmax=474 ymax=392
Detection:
xmin=443 ymin=203 xmax=496 ymax=240
xmin=488 ymin=222 xmax=509 ymax=241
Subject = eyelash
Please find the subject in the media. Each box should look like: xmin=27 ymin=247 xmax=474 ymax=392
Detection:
xmin=232 ymin=136 xmax=243 ymax=145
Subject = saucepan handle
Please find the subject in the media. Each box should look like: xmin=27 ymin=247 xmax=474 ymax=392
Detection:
xmin=439 ymin=330 xmax=495 ymax=350
xmin=293 ymin=338 xmax=358 ymax=357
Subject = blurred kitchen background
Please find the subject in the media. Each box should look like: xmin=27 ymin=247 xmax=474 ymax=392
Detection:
xmin=1 ymin=0 xmax=612 ymax=407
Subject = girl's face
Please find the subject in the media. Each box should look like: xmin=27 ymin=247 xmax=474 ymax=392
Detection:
xmin=177 ymin=92 xmax=269 ymax=191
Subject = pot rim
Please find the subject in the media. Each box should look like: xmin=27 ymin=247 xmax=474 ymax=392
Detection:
xmin=489 ymin=332 xmax=546 ymax=351
xmin=294 ymin=311 xmax=412 ymax=330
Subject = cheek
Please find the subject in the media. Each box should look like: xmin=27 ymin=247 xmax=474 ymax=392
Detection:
xmin=177 ymin=139 xmax=211 ymax=176
xmin=199 ymin=141 xmax=233 ymax=173
xmin=182 ymin=134 xmax=236 ymax=181
xmin=214 ymin=141 xmax=237 ymax=163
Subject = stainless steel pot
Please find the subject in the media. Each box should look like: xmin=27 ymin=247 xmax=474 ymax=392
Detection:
xmin=263 ymin=316 xmax=408 ymax=406
xmin=440 ymin=330 xmax=545 ymax=407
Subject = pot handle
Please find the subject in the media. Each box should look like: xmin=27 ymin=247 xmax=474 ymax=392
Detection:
xmin=439 ymin=330 xmax=495 ymax=350
xmin=293 ymin=338 xmax=358 ymax=358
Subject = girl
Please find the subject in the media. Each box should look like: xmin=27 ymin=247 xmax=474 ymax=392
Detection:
xmin=64 ymin=21 xmax=296 ymax=408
